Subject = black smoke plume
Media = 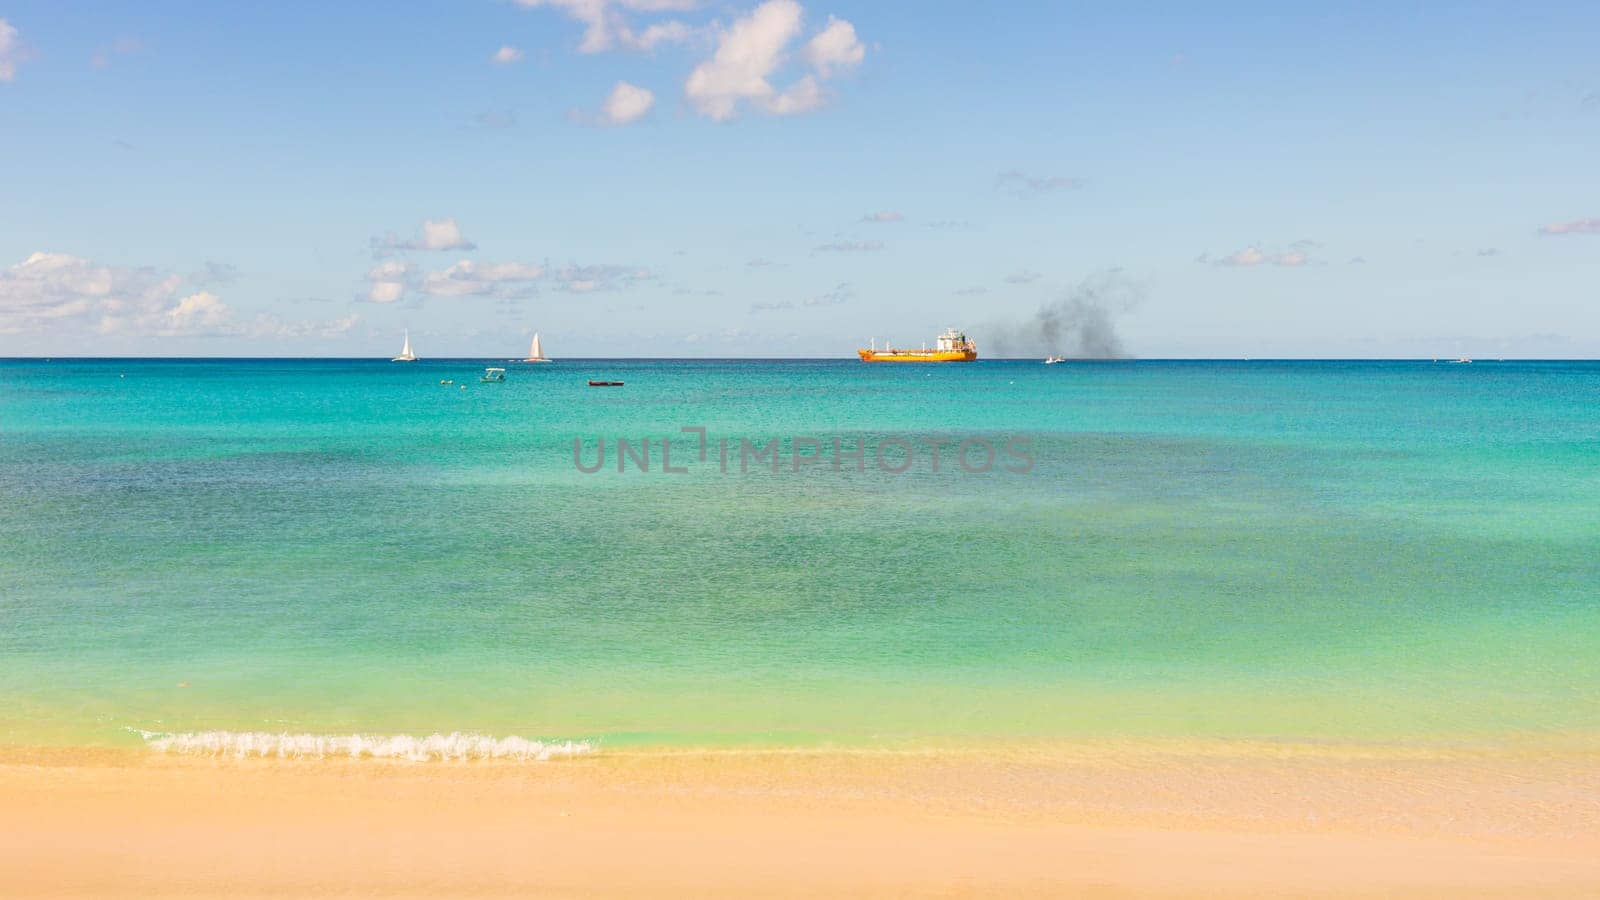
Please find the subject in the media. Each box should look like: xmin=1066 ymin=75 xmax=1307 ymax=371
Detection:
xmin=981 ymin=271 xmax=1142 ymax=359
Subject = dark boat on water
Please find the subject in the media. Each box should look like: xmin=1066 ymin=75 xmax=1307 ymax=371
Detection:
xmin=587 ymin=380 xmax=624 ymax=387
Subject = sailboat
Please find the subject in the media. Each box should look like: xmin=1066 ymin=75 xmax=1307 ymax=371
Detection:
xmin=522 ymin=332 xmax=552 ymax=363
xmin=392 ymin=330 xmax=418 ymax=362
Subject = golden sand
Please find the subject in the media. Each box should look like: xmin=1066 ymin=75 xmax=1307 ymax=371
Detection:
xmin=3 ymin=740 xmax=1598 ymax=897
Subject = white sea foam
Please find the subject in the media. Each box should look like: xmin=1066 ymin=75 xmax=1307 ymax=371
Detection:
xmin=134 ymin=729 xmax=594 ymax=761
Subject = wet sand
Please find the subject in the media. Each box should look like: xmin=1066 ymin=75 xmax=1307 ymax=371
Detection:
xmin=3 ymin=740 xmax=1598 ymax=897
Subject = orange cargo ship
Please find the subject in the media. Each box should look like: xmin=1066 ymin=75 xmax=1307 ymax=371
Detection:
xmin=857 ymin=328 xmax=977 ymax=362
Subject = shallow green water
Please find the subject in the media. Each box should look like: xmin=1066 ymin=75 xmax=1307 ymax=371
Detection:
xmin=1 ymin=359 xmax=1597 ymax=748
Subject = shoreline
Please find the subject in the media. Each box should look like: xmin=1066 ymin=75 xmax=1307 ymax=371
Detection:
xmin=5 ymin=740 xmax=1598 ymax=897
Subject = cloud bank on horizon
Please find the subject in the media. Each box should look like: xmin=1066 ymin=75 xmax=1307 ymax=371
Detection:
xmin=0 ymin=252 xmax=358 ymax=340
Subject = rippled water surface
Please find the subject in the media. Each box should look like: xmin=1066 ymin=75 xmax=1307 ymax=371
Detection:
xmin=2 ymin=358 xmax=1597 ymax=747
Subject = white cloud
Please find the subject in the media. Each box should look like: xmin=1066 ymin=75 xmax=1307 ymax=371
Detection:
xmin=601 ymin=81 xmax=655 ymax=124
xmin=368 ymin=260 xmax=411 ymax=279
xmin=420 ymin=260 xmax=544 ymax=297
xmin=472 ymin=261 xmax=544 ymax=281
xmin=814 ymin=239 xmax=883 ymax=253
xmin=860 ymin=211 xmax=903 ymax=223
xmin=0 ymin=19 xmax=25 ymax=82
xmin=0 ymin=251 xmax=355 ymax=340
xmin=415 ymin=218 xmax=476 ymax=251
xmin=517 ymin=1 xmax=863 ymax=121
xmin=1210 ymin=246 xmax=1311 ymax=268
xmin=684 ymin=0 xmax=864 ymax=121
xmin=162 ymin=292 xmax=231 ymax=335
xmin=630 ymin=19 xmax=693 ymax=50
xmin=365 ymin=260 xmax=413 ymax=303
xmin=373 ymin=255 xmax=647 ymax=300
xmin=1218 ymin=247 xmax=1264 ymax=267
xmin=1539 ymin=218 xmax=1600 ymax=236
xmin=802 ymin=16 xmax=863 ymax=78
xmin=324 ymin=314 xmax=361 ymax=336
xmin=684 ymin=0 xmax=803 ymax=120
xmin=492 ymin=45 xmax=524 ymax=64
xmin=0 ymin=252 xmax=180 ymax=333
xmin=516 ymin=0 xmax=698 ymax=54
xmin=367 ymin=282 xmax=405 ymax=303
xmin=375 ymin=217 xmax=477 ymax=252
xmin=550 ymin=263 xmax=653 ymax=293
xmin=763 ymin=75 xmax=824 ymax=116
xmin=1004 ymin=270 xmax=1042 ymax=284
xmin=996 ymin=170 xmax=1083 ymax=196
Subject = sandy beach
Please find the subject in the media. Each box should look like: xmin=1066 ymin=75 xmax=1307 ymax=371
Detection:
xmin=4 ymin=740 xmax=1597 ymax=898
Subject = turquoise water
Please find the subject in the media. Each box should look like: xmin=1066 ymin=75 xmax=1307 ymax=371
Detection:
xmin=1 ymin=359 xmax=1598 ymax=748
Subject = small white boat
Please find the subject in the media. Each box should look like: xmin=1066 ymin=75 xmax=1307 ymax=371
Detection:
xmin=1044 ymin=355 xmax=1066 ymax=364
xmin=391 ymin=330 xmax=418 ymax=362
xmin=1451 ymin=357 xmax=1472 ymax=364
xmin=523 ymin=332 xmax=552 ymax=363
xmin=480 ymin=367 xmax=506 ymax=383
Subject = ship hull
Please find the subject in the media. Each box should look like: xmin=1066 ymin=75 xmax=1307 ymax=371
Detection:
xmin=857 ymin=349 xmax=977 ymax=363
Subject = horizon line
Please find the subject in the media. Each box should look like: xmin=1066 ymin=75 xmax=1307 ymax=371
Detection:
xmin=2 ymin=356 xmax=1593 ymax=363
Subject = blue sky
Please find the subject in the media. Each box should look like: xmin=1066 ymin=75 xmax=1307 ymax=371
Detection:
xmin=1 ymin=1 xmax=1597 ymax=357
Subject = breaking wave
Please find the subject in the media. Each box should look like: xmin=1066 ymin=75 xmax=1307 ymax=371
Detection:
xmin=134 ymin=729 xmax=594 ymax=761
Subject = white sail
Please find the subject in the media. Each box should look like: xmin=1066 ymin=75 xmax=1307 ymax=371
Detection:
xmin=392 ymin=329 xmax=417 ymax=362
xmin=524 ymin=331 xmax=551 ymax=362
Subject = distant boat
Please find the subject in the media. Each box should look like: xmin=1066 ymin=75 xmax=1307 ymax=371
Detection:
xmin=1044 ymin=356 xmax=1065 ymax=364
xmin=858 ymin=329 xmax=977 ymax=363
xmin=480 ymin=367 xmax=506 ymax=383
xmin=1452 ymin=358 xmax=1473 ymax=364
xmin=588 ymin=380 xmax=624 ymax=387
xmin=523 ymin=333 xmax=552 ymax=363
xmin=391 ymin=330 xmax=418 ymax=362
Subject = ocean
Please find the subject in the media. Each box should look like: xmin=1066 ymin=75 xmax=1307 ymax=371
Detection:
xmin=1 ymin=359 xmax=1596 ymax=753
